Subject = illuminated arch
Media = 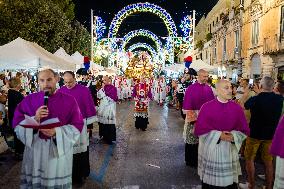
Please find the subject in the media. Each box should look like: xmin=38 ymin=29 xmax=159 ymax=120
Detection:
xmin=108 ymin=2 xmax=177 ymax=38
xmin=121 ymin=29 xmax=162 ymax=51
xmin=127 ymin=43 xmax=157 ymax=57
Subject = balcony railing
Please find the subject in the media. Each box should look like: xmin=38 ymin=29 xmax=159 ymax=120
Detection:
xmin=263 ymin=34 xmax=284 ymax=54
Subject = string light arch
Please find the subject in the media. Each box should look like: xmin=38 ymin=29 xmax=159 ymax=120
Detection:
xmin=127 ymin=43 xmax=157 ymax=58
xmin=108 ymin=2 xmax=177 ymax=38
xmin=120 ymin=29 xmax=162 ymax=52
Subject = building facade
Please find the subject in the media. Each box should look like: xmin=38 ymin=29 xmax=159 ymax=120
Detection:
xmin=194 ymin=0 xmax=284 ymax=80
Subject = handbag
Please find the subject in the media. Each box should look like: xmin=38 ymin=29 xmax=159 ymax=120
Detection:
xmin=0 ymin=135 xmax=8 ymax=153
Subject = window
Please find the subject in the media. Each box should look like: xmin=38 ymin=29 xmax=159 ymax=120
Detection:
xmin=235 ymin=30 xmax=240 ymax=48
xmin=223 ymin=37 xmax=227 ymax=54
xmin=217 ymin=17 xmax=219 ymax=23
xmin=214 ymin=47 xmax=217 ymax=62
xmin=213 ymin=21 xmax=215 ymax=27
xmin=252 ymin=20 xmax=259 ymax=46
xmin=281 ymin=6 xmax=284 ymax=41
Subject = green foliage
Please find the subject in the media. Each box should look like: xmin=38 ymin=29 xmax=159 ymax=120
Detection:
xmin=206 ymin=33 xmax=212 ymax=42
xmin=196 ymin=40 xmax=204 ymax=50
xmin=53 ymin=0 xmax=75 ymax=20
xmin=69 ymin=21 xmax=91 ymax=57
xmin=0 ymin=0 xmax=90 ymax=56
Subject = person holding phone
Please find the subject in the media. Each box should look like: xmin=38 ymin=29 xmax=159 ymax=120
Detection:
xmin=241 ymin=76 xmax=283 ymax=189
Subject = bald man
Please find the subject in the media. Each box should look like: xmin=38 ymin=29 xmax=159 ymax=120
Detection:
xmin=182 ymin=69 xmax=215 ymax=168
xmin=195 ymin=80 xmax=249 ymax=189
xmin=97 ymin=76 xmax=118 ymax=144
xmin=59 ymin=71 xmax=97 ymax=186
xmin=12 ymin=69 xmax=84 ymax=188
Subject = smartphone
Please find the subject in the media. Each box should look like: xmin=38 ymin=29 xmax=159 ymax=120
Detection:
xmin=249 ymin=79 xmax=254 ymax=89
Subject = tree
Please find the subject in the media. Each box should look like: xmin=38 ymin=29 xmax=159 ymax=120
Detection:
xmin=0 ymin=0 xmax=91 ymax=56
xmin=0 ymin=0 xmax=72 ymax=53
xmin=53 ymin=0 xmax=75 ymax=20
xmin=68 ymin=20 xmax=91 ymax=57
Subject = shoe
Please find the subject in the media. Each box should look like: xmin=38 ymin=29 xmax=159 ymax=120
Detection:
xmin=238 ymin=182 xmax=249 ymax=189
xmin=141 ymin=128 xmax=146 ymax=131
xmin=0 ymin=157 xmax=7 ymax=161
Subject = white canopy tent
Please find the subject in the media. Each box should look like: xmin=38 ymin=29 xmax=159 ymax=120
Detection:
xmin=164 ymin=63 xmax=184 ymax=72
xmin=189 ymin=59 xmax=216 ymax=72
xmin=71 ymin=51 xmax=84 ymax=63
xmin=71 ymin=51 xmax=104 ymax=71
xmin=54 ymin=47 xmax=81 ymax=67
xmin=0 ymin=37 xmax=76 ymax=71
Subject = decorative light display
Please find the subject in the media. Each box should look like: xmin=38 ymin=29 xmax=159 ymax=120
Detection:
xmin=108 ymin=2 xmax=177 ymax=38
xmin=180 ymin=15 xmax=193 ymax=37
xmin=95 ymin=16 xmax=106 ymax=40
xmin=120 ymin=29 xmax=162 ymax=52
xmin=127 ymin=43 xmax=157 ymax=58
xmin=125 ymin=51 xmax=154 ymax=78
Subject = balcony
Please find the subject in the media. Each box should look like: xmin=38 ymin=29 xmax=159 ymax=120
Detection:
xmin=263 ymin=34 xmax=284 ymax=55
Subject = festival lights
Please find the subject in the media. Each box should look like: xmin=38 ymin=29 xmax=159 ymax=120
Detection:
xmin=180 ymin=15 xmax=193 ymax=37
xmin=95 ymin=16 xmax=106 ymax=40
xmin=108 ymin=2 xmax=177 ymax=38
xmin=121 ymin=29 xmax=163 ymax=52
xmin=127 ymin=43 xmax=157 ymax=58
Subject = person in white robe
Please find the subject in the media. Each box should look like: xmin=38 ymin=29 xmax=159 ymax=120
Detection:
xmin=13 ymin=69 xmax=84 ymax=189
xmin=194 ymin=80 xmax=250 ymax=189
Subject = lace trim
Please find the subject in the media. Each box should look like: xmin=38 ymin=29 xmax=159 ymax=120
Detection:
xmin=134 ymin=113 xmax=148 ymax=118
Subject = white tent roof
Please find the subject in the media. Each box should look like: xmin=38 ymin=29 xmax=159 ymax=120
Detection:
xmin=91 ymin=62 xmax=104 ymax=71
xmin=190 ymin=59 xmax=216 ymax=71
xmin=71 ymin=51 xmax=84 ymax=63
xmin=54 ymin=47 xmax=81 ymax=66
xmin=164 ymin=63 xmax=184 ymax=72
xmin=0 ymin=37 xmax=75 ymax=71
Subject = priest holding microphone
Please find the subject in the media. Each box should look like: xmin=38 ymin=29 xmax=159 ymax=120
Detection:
xmin=13 ymin=69 xmax=84 ymax=189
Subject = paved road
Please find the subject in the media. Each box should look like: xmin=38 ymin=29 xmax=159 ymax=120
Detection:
xmin=0 ymin=101 xmax=266 ymax=189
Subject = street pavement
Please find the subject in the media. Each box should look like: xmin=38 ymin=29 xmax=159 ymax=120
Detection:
xmin=0 ymin=101 xmax=266 ymax=189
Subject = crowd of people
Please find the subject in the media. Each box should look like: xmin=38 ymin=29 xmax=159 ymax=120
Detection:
xmin=0 ymin=68 xmax=283 ymax=189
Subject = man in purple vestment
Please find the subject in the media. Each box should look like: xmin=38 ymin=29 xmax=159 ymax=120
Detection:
xmin=270 ymin=116 xmax=284 ymax=188
xmin=182 ymin=69 xmax=215 ymax=168
xmin=97 ymin=76 xmax=118 ymax=144
xmin=195 ymin=80 xmax=249 ymax=189
xmin=13 ymin=69 xmax=84 ymax=189
xmin=58 ymin=71 xmax=97 ymax=186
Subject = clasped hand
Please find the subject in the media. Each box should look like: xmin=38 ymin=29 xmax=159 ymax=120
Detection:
xmin=220 ymin=131 xmax=234 ymax=142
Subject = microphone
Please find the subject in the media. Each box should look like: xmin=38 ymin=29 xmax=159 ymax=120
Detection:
xmin=44 ymin=91 xmax=49 ymax=106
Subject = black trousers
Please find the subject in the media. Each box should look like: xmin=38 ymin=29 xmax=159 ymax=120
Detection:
xmin=72 ymin=147 xmax=90 ymax=184
xmin=185 ymin=143 xmax=198 ymax=168
xmin=98 ymin=123 xmax=116 ymax=143
xmin=202 ymin=182 xmax=238 ymax=189
xmin=13 ymin=131 xmax=24 ymax=154
xmin=135 ymin=117 xmax=149 ymax=130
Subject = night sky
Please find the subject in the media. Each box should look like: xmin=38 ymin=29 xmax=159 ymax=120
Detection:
xmin=73 ymin=0 xmax=218 ymax=41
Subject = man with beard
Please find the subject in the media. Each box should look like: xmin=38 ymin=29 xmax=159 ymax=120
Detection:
xmin=13 ymin=69 xmax=83 ymax=188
